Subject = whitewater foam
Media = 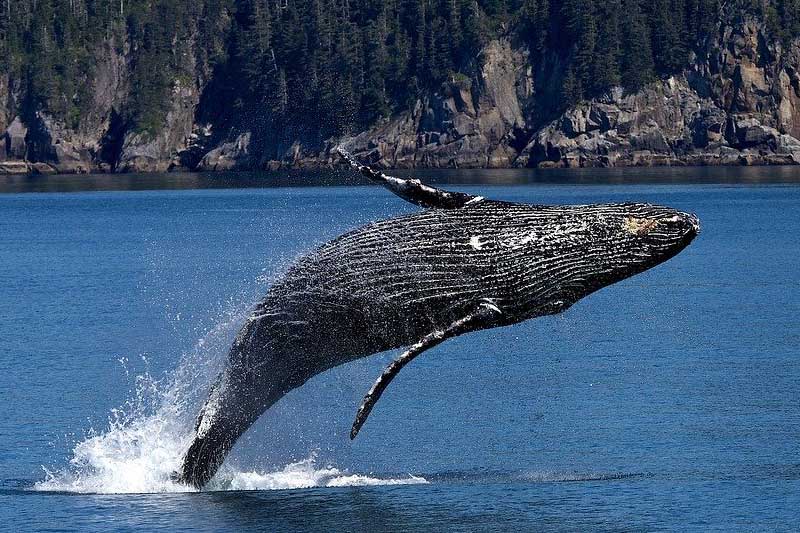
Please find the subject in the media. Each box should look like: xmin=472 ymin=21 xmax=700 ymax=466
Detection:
xmin=36 ymin=445 xmax=426 ymax=494
xmin=215 ymin=455 xmax=426 ymax=492
xmin=33 ymin=300 xmax=426 ymax=495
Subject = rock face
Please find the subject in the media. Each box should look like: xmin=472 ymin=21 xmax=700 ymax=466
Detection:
xmin=117 ymin=81 xmax=199 ymax=173
xmin=520 ymin=77 xmax=800 ymax=167
xmin=197 ymin=132 xmax=252 ymax=171
xmin=4 ymin=117 xmax=27 ymax=160
xmin=286 ymin=15 xmax=800 ymax=169
xmin=1 ymin=14 xmax=799 ymax=174
xmin=0 ymin=36 xmax=199 ymax=175
xmin=521 ymin=19 xmax=800 ymax=167
xmin=329 ymin=40 xmax=531 ymax=169
xmin=11 ymin=38 xmax=131 ymax=174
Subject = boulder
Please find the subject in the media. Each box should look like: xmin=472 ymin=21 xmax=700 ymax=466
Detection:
xmin=0 ymin=160 xmax=29 ymax=174
xmin=730 ymin=118 xmax=779 ymax=148
xmin=198 ymin=132 xmax=251 ymax=171
xmin=31 ymin=162 xmax=57 ymax=175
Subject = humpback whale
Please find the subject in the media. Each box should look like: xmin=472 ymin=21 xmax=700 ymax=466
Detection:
xmin=178 ymin=151 xmax=700 ymax=488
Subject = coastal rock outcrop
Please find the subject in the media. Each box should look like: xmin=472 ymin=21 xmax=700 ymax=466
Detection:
xmin=1 ymin=11 xmax=799 ymax=174
xmin=117 ymin=81 xmax=199 ymax=173
xmin=4 ymin=117 xmax=27 ymax=160
xmin=196 ymin=132 xmax=252 ymax=171
xmin=333 ymin=40 xmax=531 ymax=169
xmin=519 ymin=18 xmax=800 ymax=167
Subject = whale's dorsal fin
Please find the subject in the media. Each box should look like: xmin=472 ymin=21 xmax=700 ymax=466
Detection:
xmin=350 ymin=299 xmax=503 ymax=439
xmin=337 ymin=148 xmax=483 ymax=209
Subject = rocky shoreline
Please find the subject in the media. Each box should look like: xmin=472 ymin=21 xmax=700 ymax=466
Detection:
xmin=3 ymin=15 xmax=800 ymax=176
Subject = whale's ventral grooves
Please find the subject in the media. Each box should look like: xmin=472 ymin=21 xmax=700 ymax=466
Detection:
xmin=177 ymin=149 xmax=700 ymax=488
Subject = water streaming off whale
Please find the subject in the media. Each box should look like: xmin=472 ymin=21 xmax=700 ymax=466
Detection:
xmin=32 ymin=297 xmax=428 ymax=494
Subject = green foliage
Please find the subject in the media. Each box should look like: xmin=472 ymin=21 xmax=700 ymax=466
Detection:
xmin=3 ymin=0 xmax=800 ymax=139
xmin=226 ymin=0 xmax=494 ymax=140
xmin=619 ymin=0 xmax=655 ymax=92
xmin=2 ymin=0 xmax=229 ymax=133
xmin=764 ymin=0 xmax=800 ymax=43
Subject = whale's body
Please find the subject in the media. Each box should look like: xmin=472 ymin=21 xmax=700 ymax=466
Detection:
xmin=179 ymin=156 xmax=699 ymax=488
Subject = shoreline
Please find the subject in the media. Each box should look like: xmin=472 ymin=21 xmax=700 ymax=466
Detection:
xmin=3 ymin=165 xmax=800 ymax=195
xmin=3 ymin=157 xmax=800 ymax=176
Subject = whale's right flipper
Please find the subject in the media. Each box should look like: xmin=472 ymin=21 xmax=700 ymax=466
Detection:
xmin=350 ymin=299 xmax=502 ymax=439
xmin=336 ymin=147 xmax=483 ymax=209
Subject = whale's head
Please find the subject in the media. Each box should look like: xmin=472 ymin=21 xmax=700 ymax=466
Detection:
xmin=607 ymin=203 xmax=700 ymax=277
xmin=497 ymin=202 xmax=700 ymax=314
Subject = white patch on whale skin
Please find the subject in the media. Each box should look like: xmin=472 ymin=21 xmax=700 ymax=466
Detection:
xmin=514 ymin=232 xmax=537 ymax=247
xmin=469 ymin=236 xmax=486 ymax=250
xmin=624 ymin=216 xmax=660 ymax=236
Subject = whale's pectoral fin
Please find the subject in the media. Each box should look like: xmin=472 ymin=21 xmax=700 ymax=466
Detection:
xmin=350 ymin=299 xmax=503 ymax=439
xmin=336 ymin=147 xmax=482 ymax=209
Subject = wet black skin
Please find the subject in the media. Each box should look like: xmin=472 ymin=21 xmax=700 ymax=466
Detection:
xmin=177 ymin=156 xmax=700 ymax=488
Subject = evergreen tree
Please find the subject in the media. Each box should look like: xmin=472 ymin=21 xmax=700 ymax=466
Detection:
xmin=5 ymin=0 xmax=800 ymax=148
xmin=619 ymin=0 xmax=654 ymax=91
xmin=521 ymin=0 xmax=549 ymax=54
xmin=686 ymin=0 xmax=719 ymax=46
xmin=648 ymin=0 xmax=688 ymax=73
xmin=561 ymin=66 xmax=581 ymax=105
xmin=592 ymin=0 xmax=620 ymax=93
xmin=361 ymin=22 xmax=390 ymax=124
xmin=239 ymin=0 xmax=274 ymax=97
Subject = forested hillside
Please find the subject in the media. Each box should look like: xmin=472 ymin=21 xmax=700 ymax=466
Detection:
xmin=1 ymin=0 xmax=800 ymax=172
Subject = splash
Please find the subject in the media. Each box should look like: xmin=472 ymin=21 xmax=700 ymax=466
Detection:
xmin=33 ymin=300 xmax=426 ymax=495
xmin=214 ymin=454 xmax=427 ymax=492
xmin=35 ymin=391 xmax=193 ymax=494
xmin=34 ymin=301 xmax=243 ymax=495
xmin=334 ymin=146 xmax=360 ymax=170
xmin=36 ymin=444 xmax=426 ymax=495
xmin=33 ymin=368 xmax=427 ymax=495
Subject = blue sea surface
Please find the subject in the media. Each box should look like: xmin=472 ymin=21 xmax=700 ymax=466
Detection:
xmin=0 ymin=172 xmax=798 ymax=531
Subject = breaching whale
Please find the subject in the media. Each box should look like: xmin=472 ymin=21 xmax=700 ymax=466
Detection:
xmin=177 ymin=150 xmax=700 ymax=488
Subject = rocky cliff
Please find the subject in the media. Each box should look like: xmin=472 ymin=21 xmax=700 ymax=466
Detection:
xmin=517 ymin=19 xmax=800 ymax=167
xmin=2 ymin=13 xmax=800 ymax=175
xmin=298 ymin=40 xmax=533 ymax=170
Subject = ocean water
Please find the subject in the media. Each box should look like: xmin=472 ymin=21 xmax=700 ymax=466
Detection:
xmin=0 ymin=171 xmax=798 ymax=531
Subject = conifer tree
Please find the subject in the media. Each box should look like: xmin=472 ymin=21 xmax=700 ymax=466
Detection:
xmin=5 ymin=0 xmax=800 ymax=147
xmin=619 ymin=0 xmax=654 ymax=91
xmin=521 ymin=0 xmax=549 ymax=54
xmin=592 ymin=0 xmax=620 ymax=93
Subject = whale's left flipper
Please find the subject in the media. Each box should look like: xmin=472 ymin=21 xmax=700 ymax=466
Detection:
xmin=336 ymin=147 xmax=482 ymax=209
xmin=350 ymin=299 xmax=502 ymax=439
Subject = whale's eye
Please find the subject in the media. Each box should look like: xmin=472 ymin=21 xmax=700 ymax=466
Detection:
xmin=624 ymin=217 xmax=660 ymax=236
